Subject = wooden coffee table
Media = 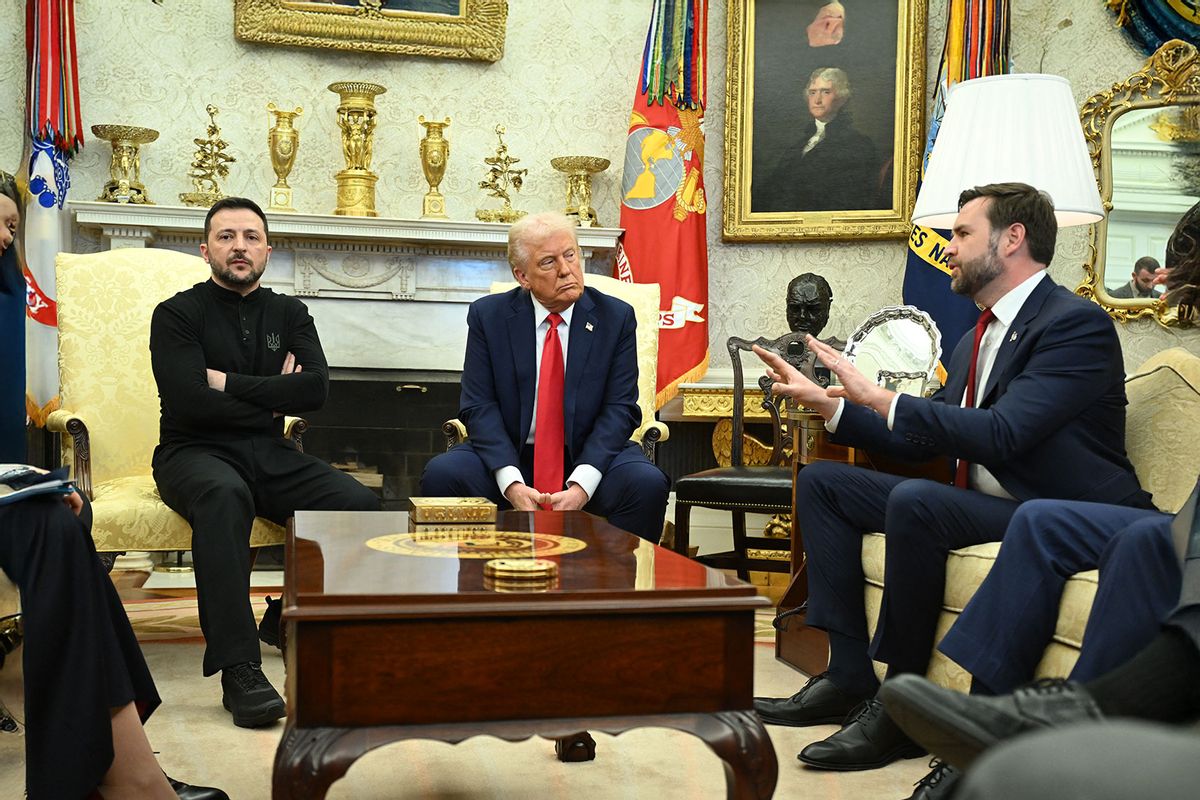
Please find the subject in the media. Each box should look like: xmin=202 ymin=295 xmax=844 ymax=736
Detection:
xmin=272 ymin=510 xmax=776 ymax=799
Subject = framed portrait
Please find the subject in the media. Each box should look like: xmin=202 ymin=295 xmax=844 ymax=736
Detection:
xmin=722 ymin=0 xmax=928 ymax=241
xmin=234 ymin=0 xmax=508 ymax=63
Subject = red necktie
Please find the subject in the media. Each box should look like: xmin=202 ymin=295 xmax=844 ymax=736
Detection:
xmin=954 ymin=308 xmax=996 ymax=489
xmin=534 ymin=312 xmax=565 ymax=506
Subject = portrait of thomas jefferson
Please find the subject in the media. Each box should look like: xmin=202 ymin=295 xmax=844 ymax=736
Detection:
xmin=753 ymin=67 xmax=883 ymax=213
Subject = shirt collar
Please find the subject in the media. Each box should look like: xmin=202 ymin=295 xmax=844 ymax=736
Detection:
xmin=531 ymin=296 xmax=574 ymax=329
xmin=813 ymin=118 xmax=827 ymax=134
xmin=205 ymin=278 xmax=263 ymax=304
xmin=987 ymin=270 xmax=1046 ymax=327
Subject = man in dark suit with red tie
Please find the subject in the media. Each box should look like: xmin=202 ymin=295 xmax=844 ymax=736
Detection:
xmin=750 ymin=183 xmax=1153 ymax=791
xmin=420 ymin=211 xmax=669 ymax=542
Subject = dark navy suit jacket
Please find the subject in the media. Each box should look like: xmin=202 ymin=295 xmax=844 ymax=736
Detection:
xmin=833 ymin=276 xmax=1153 ymax=508
xmin=458 ymin=285 xmax=643 ymax=478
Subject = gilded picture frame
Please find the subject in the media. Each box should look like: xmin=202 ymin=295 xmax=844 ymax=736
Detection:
xmin=234 ymin=0 xmax=508 ymax=63
xmin=723 ymin=0 xmax=927 ymax=242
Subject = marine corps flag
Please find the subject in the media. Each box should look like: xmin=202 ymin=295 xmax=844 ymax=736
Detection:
xmin=616 ymin=0 xmax=709 ymax=408
xmin=903 ymin=0 xmax=1010 ymax=368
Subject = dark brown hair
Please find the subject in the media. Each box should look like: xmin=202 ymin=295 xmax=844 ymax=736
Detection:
xmin=203 ymin=196 xmax=269 ymax=240
xmin=958 ymin=182 xmax=1057 ymax=266
xmin=1165 ymin=201 xmax=1200 ymax=322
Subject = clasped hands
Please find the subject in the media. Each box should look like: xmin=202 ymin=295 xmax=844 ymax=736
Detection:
xmin=504 ymin=481 xmax=588 ymax=512
xmin=207 ymin=352 xmax=301 ymax=418
xmin=752 ymin=336 xmax=896 ymax=420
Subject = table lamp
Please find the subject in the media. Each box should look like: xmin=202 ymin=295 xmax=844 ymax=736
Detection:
xmin=911 ymin=74 xmax=1103 ymax=228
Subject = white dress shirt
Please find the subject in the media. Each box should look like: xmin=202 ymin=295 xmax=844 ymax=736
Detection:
xmin=826 ymin=271 xmax=1047 ymax=499
xmin=802 ymin=119 xmax=828 ymax=156
xmin=493 ymin=297 xmax=602 ymax=499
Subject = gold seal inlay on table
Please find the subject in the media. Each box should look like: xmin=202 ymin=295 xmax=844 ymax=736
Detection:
xmin=483 ymin=557 xmax=559 ymax=581
xmin=92 ymin=124 xmax=158 ymax=204
xmin=365 ymin=530 xmax=587 ymax=559
xmin=409 ymin=496 xmax=497 ymax=523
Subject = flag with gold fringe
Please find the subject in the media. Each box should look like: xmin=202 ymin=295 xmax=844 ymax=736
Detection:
xmin=903 ymin=0 xmax=1010 ymax=375
xmin=616 ymin=0 xmax=709 ymax=408
xmin=22 ymin=0 xmax=84 ymax=426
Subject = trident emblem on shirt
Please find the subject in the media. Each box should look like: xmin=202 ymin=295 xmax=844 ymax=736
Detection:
xmin=266 ymin=333 xmax=281 ymax=352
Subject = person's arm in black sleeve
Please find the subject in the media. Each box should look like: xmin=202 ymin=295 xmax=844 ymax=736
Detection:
xmin=150 ymin=301 xmax=274 ymax=431
xmin=223 ymin=303 xmax=328 ymax=413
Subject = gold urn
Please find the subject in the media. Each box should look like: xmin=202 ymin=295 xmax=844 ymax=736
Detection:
xmin=91 ymin=124 xmax=158 ymax=204
xmin=329 ymin=81 xmax=386 ymax=217
xmin=267 ymin=103 xmax=303 ymax=212
xmin=418 ymin=115 xmax=451 ymax=219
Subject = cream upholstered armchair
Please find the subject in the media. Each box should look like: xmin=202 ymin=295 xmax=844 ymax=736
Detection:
xmin=46 ymin=248 xmax=298 ymax=564
xmin=442 ymin=274 xmax=669 ymax=459
xmin=861 ymin=347 xmax=1200 ymax=690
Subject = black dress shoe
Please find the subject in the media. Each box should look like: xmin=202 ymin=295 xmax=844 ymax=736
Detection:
xmin=221 ymin=661 xmax=285 ymax=728
xmin=880 ymin=675 xmax=1104 ymax=770
xmin=166 ymin=774 xmax=231 ymax=800
xmin=798 ymin=697 xmax=926 ymax=770
xmin=753 ymin=672 xmax=869 ymax=727
xmin=258 ymin=595 xmax=282 ymax=650
xmin=906 ymin=760 xmax=960 ymax=800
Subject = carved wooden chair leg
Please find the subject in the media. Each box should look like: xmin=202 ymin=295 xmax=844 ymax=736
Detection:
xmin=554 ymin=731 xmax=597 ymax=762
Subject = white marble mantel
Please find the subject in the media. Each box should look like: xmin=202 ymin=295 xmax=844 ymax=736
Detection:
xmin=70 ymin=201 xmax=623 ymax=374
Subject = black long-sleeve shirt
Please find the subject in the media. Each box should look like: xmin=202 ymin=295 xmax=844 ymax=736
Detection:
xmin=150 ymin=279 xmax=329 ymax=446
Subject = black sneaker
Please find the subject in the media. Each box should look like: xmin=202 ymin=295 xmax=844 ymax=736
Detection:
xmin=221 ymin=662 xmax=285 ymax=728
xmin=258 ymin=596 xmax=282 ymax=650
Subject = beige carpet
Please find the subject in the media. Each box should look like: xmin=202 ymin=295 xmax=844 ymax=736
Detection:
xmin=0 ymin=632 xmax=933 ymax=799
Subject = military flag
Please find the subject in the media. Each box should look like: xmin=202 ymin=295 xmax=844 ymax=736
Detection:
xmin=616 ymin=0 xmax=709 ymax=407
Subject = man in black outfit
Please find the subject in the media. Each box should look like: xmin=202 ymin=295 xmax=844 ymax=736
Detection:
xmin=150 ymin=197 xmax=379 ymax=728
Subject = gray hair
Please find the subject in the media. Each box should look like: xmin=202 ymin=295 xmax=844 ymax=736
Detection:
xmin=507 ymin=211 xmax=579 ymax=271
xmin=806 ymin=67 xmax=852 ymax=102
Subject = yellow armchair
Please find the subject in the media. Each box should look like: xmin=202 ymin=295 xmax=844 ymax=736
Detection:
xmin=442 ymin=274 xmax=669 ymax=458
xmin=48 ymin=248 xmax=297 ymax=558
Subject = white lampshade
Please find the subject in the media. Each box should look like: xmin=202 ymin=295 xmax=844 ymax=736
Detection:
xmin=911 ymin=74 xmax=1103 ymax=229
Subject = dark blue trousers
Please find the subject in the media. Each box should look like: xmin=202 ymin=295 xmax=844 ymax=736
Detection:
xmin=420 ymin=440 xmax=669 ymax=543
xmin=938 ymin=499 xmax=1179 ymax=692
xmin=796 ymin=461 xmax=1021 ymax=677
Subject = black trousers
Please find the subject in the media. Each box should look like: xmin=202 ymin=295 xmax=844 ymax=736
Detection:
xmin=0 ymin=494 xmax=160 ymax=800
xmin=796 ymin=461 xmax=1020 ymax=676
xmin=153 ymin=437 xmax=379 ymax=675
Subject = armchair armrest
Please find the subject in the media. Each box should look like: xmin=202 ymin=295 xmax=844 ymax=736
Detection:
xmin=283 ymin=416 xmax=308 ymax=453
xmin=633 ymin=420 xmax=669 ymax=462
xmin=46 ymin=409 xmax=93 ymax=500
xmin=442 ymin=418 xmax=468 ymax=451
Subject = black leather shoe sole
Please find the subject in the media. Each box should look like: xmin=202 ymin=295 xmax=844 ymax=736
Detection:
xmin=755 ymin=706 xmax=852 ymax=727
xmin=797 ymin=741 xmax=927 ymax=771
xmin=222 ymin=694 xmax=285 ymax=728
xmin=882 ymin=689 xmax=997 ymax=769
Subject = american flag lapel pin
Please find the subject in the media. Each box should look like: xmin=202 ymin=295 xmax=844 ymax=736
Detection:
xmin=1009 ymin=332 xmax=1018 ymax=342
xmin=585 ymin=322 xmax=594 ymax=332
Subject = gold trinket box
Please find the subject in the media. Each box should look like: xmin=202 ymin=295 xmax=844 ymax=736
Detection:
xmin=409 ymin=497 xmax=497 ymax=524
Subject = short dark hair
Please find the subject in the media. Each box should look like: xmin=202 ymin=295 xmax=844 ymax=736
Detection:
xmin=203 ymin=197 xmax=269 ymax=239
xmin=958 ymin=182 xmax=1057 ymax=266
xmin=1133 ymin=256 xmax=1160 ymax=275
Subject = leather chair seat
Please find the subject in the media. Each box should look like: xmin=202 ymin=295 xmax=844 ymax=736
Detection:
xmin=674 ymin=466 xmax=793 ymax=508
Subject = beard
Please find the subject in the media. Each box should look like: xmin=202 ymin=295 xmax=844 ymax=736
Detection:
xmin=950 ymin=238 xmax=1003 ymax=297
xmin=213 ymin=258 xmax=265 ymax=288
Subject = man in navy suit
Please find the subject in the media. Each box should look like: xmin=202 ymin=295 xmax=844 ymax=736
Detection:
xmin=751 ymin=183 xmax=1152 ymax=788
xmin=420 ymin=211 xmax=669 ymax=542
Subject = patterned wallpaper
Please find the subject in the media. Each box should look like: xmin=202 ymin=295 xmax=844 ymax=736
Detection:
xmin=0 ymin=0 xmax=1195 ymax=371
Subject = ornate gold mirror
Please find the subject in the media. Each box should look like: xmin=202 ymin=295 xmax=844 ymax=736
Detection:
xmin=1079 ymin=39 xmax=1200 ymax=326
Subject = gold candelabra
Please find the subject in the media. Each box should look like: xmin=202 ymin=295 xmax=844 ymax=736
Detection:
xmin=180 ymin=105 xmax=235 ymax=208
xmin=92 ymin=124 xmax=158 ymax=204
xmin=267 ymin=103 xmax=303 ymax=212
xmin=329 ymin=81 xmax=387 ymax=217
xmin=476 ymin=125 xmax=527 ymax=223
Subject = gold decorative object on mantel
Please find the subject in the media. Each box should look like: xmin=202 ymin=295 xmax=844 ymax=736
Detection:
xmin=266 ymin=103 xmax=303 ymax=212
xmin=476 ymin=125 xmax=527 ymax=223
xmin=91 ymin=125 xmax=158 ymax=204
xmin=409 ymin=496 xmax=497 ymax=524
xmin=180 ymin=105 xmax=235 ymax=208
xmin=418 ymin=115 xmax=450 ymax=219
xmin=329 ymin=81 xmax=386 ymax=217
xmin=551 ymin=155 xmax=609 ymax=227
